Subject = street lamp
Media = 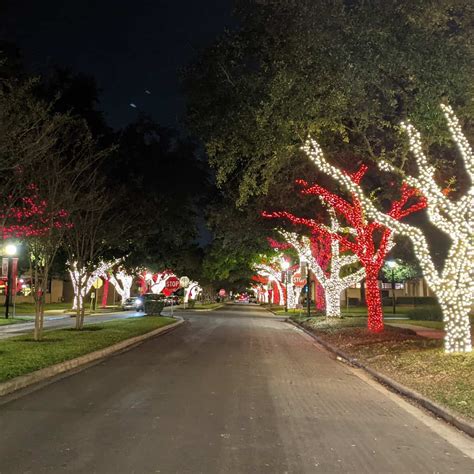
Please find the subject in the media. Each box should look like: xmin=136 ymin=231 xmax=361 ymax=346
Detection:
xmin=281 ymin=259 xmax=290 ymax=313
xmin=386 ymin=260 xmax=397 ymax=314
xmin=4 ymin=244 xmax=17 ymax=319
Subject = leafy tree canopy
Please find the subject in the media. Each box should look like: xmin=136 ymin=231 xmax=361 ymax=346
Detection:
xmin=184 ymin=0 xmax=474 ymax=205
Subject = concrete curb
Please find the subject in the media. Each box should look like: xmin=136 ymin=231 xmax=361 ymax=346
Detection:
xmin=286 ymin=318 xmax=474 ymax=438
xmin=0 ymin=317 xmax=185 ymax=398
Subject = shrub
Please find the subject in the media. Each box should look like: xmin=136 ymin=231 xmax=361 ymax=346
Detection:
xmin=187 ymin=300 xmax=196 ymax=309
xmin=144 ymin=301 xmax=164 ymax=316
xmin=405 ymin=305 xmax=443 ymax=321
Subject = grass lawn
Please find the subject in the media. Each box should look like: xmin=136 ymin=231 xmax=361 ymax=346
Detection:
xmin=11 ymin=302 xmax=123 ymax=316
xmin=0 ymin=316 xmax=175 ymax=383
xmin=0 ymin=317 xmax=28 ymax=326
xmin=291 ymin=315 xmax=474 ymax=420
xmin=193 ymin=303 xmax=223 ymax=310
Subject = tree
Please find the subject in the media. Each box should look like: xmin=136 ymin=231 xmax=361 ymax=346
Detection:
xmin=303 ymin=105 xmax=473 ymax=352
xmin=263 ymin=163 xmax=426 ymax=331
xmin=184 ymin=0 xmax=474 ymax=205
xmin=276 ymin=224 xmax=364 ymax=318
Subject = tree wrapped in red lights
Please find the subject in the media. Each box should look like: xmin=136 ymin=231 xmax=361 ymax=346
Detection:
xmin=263 ymin=166 xmax=426 ymax=332
xmin=310 ymin=231 xmax=331 ymax=311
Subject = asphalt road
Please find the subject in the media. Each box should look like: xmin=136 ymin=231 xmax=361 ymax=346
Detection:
xmin=0 ymin=304 xmax=472 ymax=473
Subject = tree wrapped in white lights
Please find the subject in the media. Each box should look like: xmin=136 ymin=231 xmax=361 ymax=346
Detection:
xmin=184 ymin=281 xmax=202 ymax=303
xmin=302 ymin=104 xmax=473 ymax=352
xmin=109 ymin=269 xmax=135 ymax=304
xmin=279 ymin=222 xmax=365 ymax=318
xmin=69 ymin=260 xmax=115 ymax=327
xmin=254 ymin=263 xmax=286 ymax=306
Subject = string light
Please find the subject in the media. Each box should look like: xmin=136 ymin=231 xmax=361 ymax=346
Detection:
xmin=184 ymin=281 xmax=202 ymax=303
xmin=109 ymin=269 xmax=134 ymax=304
xmin=277 ymin=224 xmax=364 ymax=319
xmin=69 ymin=261 xmax=114 ymax=310
xmin=263 ymin=168 xmax=425 ymax=331
xmin=301 ymin=105 xmax=472 ymax=352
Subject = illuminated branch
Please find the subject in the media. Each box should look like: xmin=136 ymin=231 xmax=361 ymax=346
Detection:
xmin=302 ymin=104 xmax=472 ymax=352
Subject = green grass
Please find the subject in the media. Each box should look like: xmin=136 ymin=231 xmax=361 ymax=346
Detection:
xmin=0 ymin=316 xmax=175 ymax=383
xmin=12 ymin=302 xmax=73 ymax=315
xmin=11 ymin=302 xmax=124 ymax=316
xmin=0 ymin=317 xmax=28 ymax=326
xmin=193 ymin=303 xmax=223 ymax=310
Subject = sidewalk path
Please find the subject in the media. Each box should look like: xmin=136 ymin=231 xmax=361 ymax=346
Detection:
xmin=386 ymin=322 xmax=445 ymax=339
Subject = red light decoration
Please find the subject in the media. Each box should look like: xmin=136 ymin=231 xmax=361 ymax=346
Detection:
xmin=1 ymin=184 xmax=71 ymax=239
xmin=262 ymin=165 xmax=426 ymax=333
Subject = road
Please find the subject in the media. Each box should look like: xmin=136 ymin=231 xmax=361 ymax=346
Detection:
xmin=0 ymin=304 xmax=472 ymax=473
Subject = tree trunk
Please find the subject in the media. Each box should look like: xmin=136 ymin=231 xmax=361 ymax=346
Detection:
xmin=324 ymin=284 xmax=342 ymax=318
xmin=439 ymin=293 xmax=472 ymax=353
xmin=365 ymin=270 xmax=384 ymax=333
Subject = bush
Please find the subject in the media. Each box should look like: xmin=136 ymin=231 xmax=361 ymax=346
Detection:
xmin=405 ymin=305 xmax=443 ymax=321
xmin=144 ymin=301 xmax=164 ymax=316
xmin=382 ymin=296 xmax=439 ymax=306
xmin=187 ymin=300 xmax=196 ymax=309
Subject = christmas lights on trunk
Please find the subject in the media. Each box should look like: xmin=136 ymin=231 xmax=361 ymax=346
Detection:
xmin=301 ymin=104 xmax=472 ymax=352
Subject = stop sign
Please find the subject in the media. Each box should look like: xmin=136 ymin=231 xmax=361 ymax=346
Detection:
xmin=292 ymin=273 xmax=306 ymax=288
xmin=164 ymin=276 xmax=180 ymax=294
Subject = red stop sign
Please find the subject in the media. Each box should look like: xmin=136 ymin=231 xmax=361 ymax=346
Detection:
xmin=164 ymin=276 xmax=180 ymax=294
xmin=292 ymin=273 xmax=305 ymax=288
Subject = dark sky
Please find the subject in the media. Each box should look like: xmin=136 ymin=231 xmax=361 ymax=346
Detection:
xmin=1 ymin=0 xmax=234 ymax=128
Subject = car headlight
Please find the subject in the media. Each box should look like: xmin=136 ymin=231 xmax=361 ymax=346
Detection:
xmin=135 ymin=299 xmax=143 ymax=306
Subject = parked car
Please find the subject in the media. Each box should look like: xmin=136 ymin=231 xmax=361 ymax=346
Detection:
xmin=249 ymin=296 xmax=257 ymax=304
xmin=165 ymin=295 xmax=180 ymax=306
xmin=122 ymin=296 xmax=144 ymax=311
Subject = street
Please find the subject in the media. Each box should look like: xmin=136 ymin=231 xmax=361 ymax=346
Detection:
xmin=0 ymin=304 xmax=472 ymax=473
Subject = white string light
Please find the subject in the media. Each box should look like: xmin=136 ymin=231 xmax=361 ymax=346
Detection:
xmin=302 ymin=104 xmax=473 ymax=353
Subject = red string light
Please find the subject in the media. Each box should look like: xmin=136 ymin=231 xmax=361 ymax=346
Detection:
xmin=263 ymin=165 xmax=426 ymax=333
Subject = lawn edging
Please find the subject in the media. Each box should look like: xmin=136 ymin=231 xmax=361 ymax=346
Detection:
xmin=0 ymin=317 xmax=185 ymax=398
xmin=286 ymin=318 xmax=474 ymax=438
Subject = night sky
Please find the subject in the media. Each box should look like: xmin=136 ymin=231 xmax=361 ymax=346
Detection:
xmin=1 ymin=0 xmax=234 ymax=128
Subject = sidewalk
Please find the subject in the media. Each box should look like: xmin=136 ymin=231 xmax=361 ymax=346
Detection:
xmin=386 ymin=322 xmax=445 ymax=340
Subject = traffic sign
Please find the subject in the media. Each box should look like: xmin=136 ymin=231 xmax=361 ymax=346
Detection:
xmin=219 ymin=288 xmax=226 ymax=297
xmin=165 ymin=276 xmax=180 ymax=292
xmin=179 ymin=276 xmax=190 ymax=288
xmin=292 ymin=273 xmax=305 ymax=288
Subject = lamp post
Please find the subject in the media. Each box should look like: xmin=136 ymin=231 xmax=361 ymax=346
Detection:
xmin=4 ymin=244 xmax=17 ymax=319
xmin=386 ymin=260 xmax=397 ymax=314
xmin=281 ymin=259 xmax=290 ymax=313
xmin=300 ymin=256 xmax=311 ymax=318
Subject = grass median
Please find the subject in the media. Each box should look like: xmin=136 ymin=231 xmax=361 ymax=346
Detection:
xmin=0 ymin=316 xmax=175 ymax=383
xmin=291 ymin=314 xmax=474 ymax=421
xmin=0 ymin=318 xmax=28 ymax=326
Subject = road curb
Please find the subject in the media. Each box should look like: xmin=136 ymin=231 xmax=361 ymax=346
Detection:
xmin=286 ymin=318 xmax=474 ymax=438
xmin=0 ymin=317 xmax=185 ymax=398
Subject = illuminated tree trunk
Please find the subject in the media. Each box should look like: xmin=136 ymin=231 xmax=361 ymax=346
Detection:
xmin=365 ymin=270 xmax=383 ymax=333
xmin=300 ymin=105 xmax=472 ymax=351
xmin=439 ymin=293 xmax=472 ymax=353
xmin=101 ymin=276 xmax=109 ymax=308
xmin=324 ymin=283 xmax=342 ymax=318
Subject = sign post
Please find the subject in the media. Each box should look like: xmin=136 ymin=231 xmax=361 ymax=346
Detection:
xmin=165 ymin=277 xmax=180 ymax=317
